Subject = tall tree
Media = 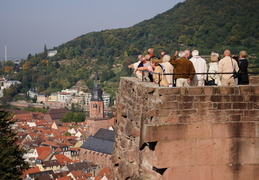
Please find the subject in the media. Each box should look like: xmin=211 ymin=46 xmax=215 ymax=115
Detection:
xmin=0 ymin=110 xmax=29 ymax=179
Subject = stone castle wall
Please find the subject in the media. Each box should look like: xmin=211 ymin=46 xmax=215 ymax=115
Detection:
xmin=112 ymin=77 xmax=259 ymax=180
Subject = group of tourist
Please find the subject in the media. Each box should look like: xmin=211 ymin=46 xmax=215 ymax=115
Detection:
xmin=128 ymin=48 xmax=249 ymax=87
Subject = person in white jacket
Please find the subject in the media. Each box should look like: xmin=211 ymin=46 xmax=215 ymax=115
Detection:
xmin=208 ymin=52 xmax=221 ymax=85
xmin=128 ymin=55 xmax=144 ymax=79
xmin=190 ymin=50 xmax=207 ymax=86
xmin=160 ymin=55 xmax=174 ymax=87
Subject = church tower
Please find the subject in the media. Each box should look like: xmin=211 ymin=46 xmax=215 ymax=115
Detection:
xmin=89 ymin=72 xmax=104 ymax=118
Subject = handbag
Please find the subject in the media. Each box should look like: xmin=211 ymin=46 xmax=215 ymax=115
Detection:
xmin=231 ymin=58 xmax=238 ymax=78
xmin=233 ymin=70 xmax=238 ymax=78
xmin=205 ymin=79 xmax=216 ymax=86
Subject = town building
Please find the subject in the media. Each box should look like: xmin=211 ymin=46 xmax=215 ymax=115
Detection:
xmin=48 ymin=50 xmax=57 ymax=57
xmin=80 ymin=128 xmax=115 ymax=167
xmin=85 ymin=72 xmax=113 ymax=136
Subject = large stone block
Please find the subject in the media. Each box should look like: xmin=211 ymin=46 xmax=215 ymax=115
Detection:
xmin=252 ymin=86 xmax=259 ymax=95
xmin=160 ymin=101 xmax=179 ymax=109
xmin=187 ymin=87 xmax=204 ymax=95
xmin=186 ymin=123 xmax=212 ymax=139
xmin=178 ymin=102 xmax=194 ymax=109
xmin=163 ymin=166 xmax=213 ymax=180
xmin=160 ymin=95 xmax=177 ymax=102
xmin=153 ymin=140 xmax=197 ymax=168
xmin=212 ymin=123 xmax=256 ymax=138
xmin=239 ymin=85 xmax=253 ymax=95
xmin=160 ymin=115 xmax=180 ymax=124
xmin=196 ymin=139 xmax=233 ymax=165
xmin=142 ymin=124 xmax=186 ymax=143
xmin=237 ymin=138 xmax=259 ymax=164
xmin=154 ymin=109 xmax=180 ymax=117
xmin=233 ymin=102 xmax=248 ymax=109
xmin=218 ymin=86 xmax=236 ymax=95
xmin=212 ymin=165 xmax=257 ymax=180
xmin=243 ymin=110 xmax=259 ymax=119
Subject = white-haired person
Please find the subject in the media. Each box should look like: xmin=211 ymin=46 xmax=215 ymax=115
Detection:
xmin=169 ymin=51 xmax=195 ymax=87
xmin=189 ymin=50 xmax=207 ymax=86
xmin=238 ymin=50 xmax=249 ymax=85
xmin=218 ymin=50 xmax=239 ymax=86
xmin=184 ymin=49 xmax=191 ymax=60
xmin=207 ymin=52 xmax=221 ymax=85
xmin=160 ymin=54 xmax=174 ymax=87
xmin=128 ymin=54 xmax=144 ymax=79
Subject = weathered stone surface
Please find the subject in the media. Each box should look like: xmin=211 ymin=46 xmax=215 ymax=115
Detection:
xmin=186 ymin=123 xmax=212 ymax=139
xmin=153 ymin=140 xmax=197 ymax=168
xmin=142 ymin=124 xmax=186 ymax=142
xmin=131 ymin=126 xmax=140 ymax=137
xmin=197 ymin=138 xmax=233 ymax=165
xmin=212 ymin=122 xmax=256 ymax=138
xmin=163 ymin=166 xmax=213 ymax=180
xmin=112 ymin=77 xmax=259 ymax=180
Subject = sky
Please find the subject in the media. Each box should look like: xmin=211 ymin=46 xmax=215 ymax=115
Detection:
xmin=0 ymin=0 xmax=184 ymax=60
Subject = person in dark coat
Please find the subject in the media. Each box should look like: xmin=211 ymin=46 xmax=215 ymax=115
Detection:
xmin=238 ymin=50 xmax=249 ymax=85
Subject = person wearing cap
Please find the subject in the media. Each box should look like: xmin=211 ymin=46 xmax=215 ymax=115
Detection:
xmin=189 ymin=50 xmax=207 ymax=86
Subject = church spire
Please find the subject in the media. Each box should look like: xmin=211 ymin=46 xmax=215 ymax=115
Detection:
xmin=90 ymin=72 xmax=103 ymax=102
xmin=89 ymin=72 xmax=104 ymax=118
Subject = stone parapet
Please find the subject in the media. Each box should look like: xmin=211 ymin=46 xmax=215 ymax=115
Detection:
xmin=112 ymin=77 xmax=259 ymax=180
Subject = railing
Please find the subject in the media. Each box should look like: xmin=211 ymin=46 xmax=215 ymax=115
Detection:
xmin=139 ymin=69 xmax=259 ymax=87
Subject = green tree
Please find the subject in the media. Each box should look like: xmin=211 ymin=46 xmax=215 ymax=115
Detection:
xmin=43 ymin=44 xmax=48 ymax=59
xmin=0 ymin=110 xmax=29 ymax=179
xmin=73 ymin=112 xmax=86 ymax=122
xmin=61 ymin=111 xmax=74 ymax=122
xmin=61 ymin=111 xmax=85 ymax=123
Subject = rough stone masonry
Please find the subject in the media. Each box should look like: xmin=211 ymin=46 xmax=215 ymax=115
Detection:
xmin=111 ymin=77 xmax=259 ymax=180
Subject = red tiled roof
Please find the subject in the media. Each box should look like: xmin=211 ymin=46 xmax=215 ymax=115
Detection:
xmin=54 ymin=147 xmax=62 ymax=152
xmin=21 ymin=166 xmax=41 ymax=178
xmin=56 ymin=177 xmax=72 ymax=180
xmin=45 ymin=109 xmax=69 ymax=121
xmin=97 ymin=167 xmax=111 ymax=179
xmin=37 ymin=150 xmax=52 ymax=160
xmin=70 ymin=170 xmax=86 ymax=179
xmin=54 ymin=154 xmax=72 ymax=165
xmin=58 ymin=92 xmax=70 ymax=95
xmin=59 ymin=127 xmax=69 ymax=132
xmin=35 ymin=146 xmax=52 ymax=158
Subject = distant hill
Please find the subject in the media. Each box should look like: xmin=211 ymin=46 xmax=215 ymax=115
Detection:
xmin=4 ymin=0 xmax=259 ymax=100
xmin=53 ymin=0 xmax=259 ymax=59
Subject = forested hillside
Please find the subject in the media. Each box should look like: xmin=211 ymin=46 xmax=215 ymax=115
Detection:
xmin=1 ymin=0 xmax=258 ymax=101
